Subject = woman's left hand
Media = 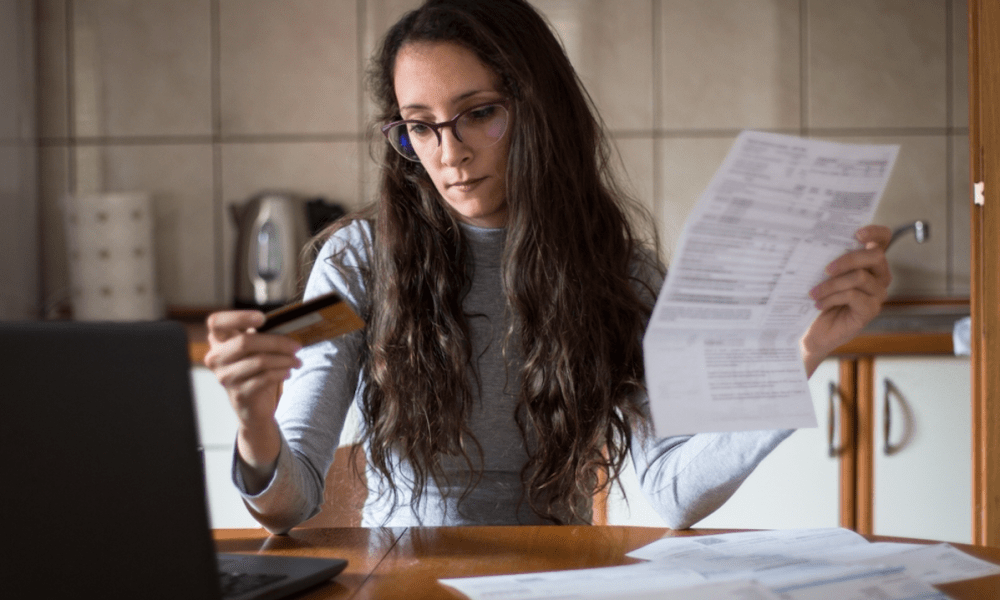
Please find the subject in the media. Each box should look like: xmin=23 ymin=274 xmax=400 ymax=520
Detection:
xmin=801 ymin=224 xmax=892 ymax=376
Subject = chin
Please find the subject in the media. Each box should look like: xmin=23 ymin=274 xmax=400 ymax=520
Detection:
xmin=449 ymin=201 xmax=507 ymax=228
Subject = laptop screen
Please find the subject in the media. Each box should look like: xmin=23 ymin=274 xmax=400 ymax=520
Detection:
xmin=2 ymin=320 xmax=221 ymax=599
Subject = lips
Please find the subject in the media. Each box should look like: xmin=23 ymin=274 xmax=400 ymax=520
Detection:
xmin=448 ymin=177 xmax=487 ymax=191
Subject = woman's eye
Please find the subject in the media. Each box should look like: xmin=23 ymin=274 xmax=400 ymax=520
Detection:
xmin=468 ymin=106 xmax=497 ymax=120
xmin=407 ymin=123 xmax=432 ymax=137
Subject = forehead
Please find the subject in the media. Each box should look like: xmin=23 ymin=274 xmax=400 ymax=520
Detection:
xmin=393 ymin=41 xmax=500 ymax=109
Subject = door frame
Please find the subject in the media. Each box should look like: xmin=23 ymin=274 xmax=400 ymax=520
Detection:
xmin=967 ymin=0 xmax=1000 ymax=547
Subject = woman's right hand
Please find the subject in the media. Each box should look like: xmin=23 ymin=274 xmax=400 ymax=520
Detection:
xmin=204 ymin=310 xmax=302 ymax=424
xmin=203 ymin=310 xmax=302 ymax=487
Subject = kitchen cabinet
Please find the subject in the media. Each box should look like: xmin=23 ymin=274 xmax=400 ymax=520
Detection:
xmin=872 ymin=356 xmax=971 ymax=544
xmin=190 ymin=367 xmax=260 ymax=529
xmin=607 ymin=352 xmax=972 ymax=544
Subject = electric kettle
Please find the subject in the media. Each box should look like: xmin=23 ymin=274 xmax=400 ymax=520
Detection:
xmin=231 ymin=192 xmax=344 ymax=311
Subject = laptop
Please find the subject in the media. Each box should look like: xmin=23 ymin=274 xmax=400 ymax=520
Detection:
xmin=1 ymin=320 xmax=347 ymax=600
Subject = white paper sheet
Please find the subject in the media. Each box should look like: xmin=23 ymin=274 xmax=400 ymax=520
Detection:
xmin=856 ymin=542 xmax=1000 ymax=585
xmin=438 ymin=528 xmax=997 ymax=600
xmin=626 ymin=527 xmax=870 ymax=563
xmin=628 ymin=528 xmax=999 ymax=593
xmin=626 ymin=527 xmax=871 ymax=586
xmin=630 ymin=580 xmax=782 ymax=600
xmin=643 ymin=131 xmax=899 ymax=436
xmin=438 ymin=574 xmax=783 ymax=600
xmin=438 ymin=561 xmax=705 ymax=600
xmin=769 ymin=565 xmax=948 ymax=600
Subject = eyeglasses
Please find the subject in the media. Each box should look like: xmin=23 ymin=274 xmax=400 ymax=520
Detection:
xmin=381 ymin=100 xmax=510 ymax=162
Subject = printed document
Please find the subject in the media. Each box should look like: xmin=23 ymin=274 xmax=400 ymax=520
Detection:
xmin=643 ymin=131 xmax=899 ymax=436
xmin=439 ymin=528 xmax=1000 ymax=600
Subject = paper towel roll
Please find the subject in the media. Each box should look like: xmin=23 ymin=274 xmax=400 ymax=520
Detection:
xmin=63 ymin=192 xmax=163 ymax=321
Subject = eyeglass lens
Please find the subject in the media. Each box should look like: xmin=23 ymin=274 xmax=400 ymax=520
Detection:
xmin=386 ymin=104 xmax=508 ymax=162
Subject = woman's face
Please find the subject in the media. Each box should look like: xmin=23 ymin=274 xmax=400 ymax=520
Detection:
xmin=393 ymin=41 xmax=510 ymax=229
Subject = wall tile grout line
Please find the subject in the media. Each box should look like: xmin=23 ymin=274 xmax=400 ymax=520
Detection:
xmin=64 ymin=0 xmax=75 ymax=194
xmin=945 ymin=0 xmax=955 ymax=295
xmin=211 ymin=0 xmax=224 ymax=305
xmin=357 ymin=0 xmax=367 ymax=207
xmin=40 ymin=128 xmax=966 ymax=147
xmin=44 ymin=134 xmax=364 ymax=145
xmin=646 ymin=127 xmax=962 ymax=139
xmin=800 ymin=0 xmax=809 ymax=138
xmin=651 ymin=0 xmax=662 ymax=247
xmin=26 ymin=1 xmax=42 ymax=312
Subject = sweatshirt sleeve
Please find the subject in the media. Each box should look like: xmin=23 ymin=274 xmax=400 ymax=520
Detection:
xmin=232 ymin=220 xmax=372 ymax=534
xmin=629 ymin=424 xmax=794 ymax=529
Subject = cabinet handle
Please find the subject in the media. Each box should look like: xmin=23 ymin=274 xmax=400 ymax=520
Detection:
xmin=883 ymin=379 xmax=892 ymax=455
xmin=882 ymin=378 xmax=912 ymax=455
xmin=827 ymin=381 xmax=844 ymax=457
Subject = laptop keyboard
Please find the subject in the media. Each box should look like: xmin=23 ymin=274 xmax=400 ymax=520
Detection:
xmin=218 ymin=571 xmax=287 ymax=598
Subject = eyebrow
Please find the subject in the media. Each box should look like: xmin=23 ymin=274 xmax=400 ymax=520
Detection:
xmin=399 ymin=89 xmax=499 ymax=112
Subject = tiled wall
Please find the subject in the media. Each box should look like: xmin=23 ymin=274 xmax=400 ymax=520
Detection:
xmin=36 ymin=0 xmax=970 ymax=314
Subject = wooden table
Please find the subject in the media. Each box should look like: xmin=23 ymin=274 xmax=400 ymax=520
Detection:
xmin=214 ymin=526 xmax=1000 ymax=599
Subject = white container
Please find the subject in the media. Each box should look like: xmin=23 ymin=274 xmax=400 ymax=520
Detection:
xmin=63 ymin=192 xmax=163 ymax=320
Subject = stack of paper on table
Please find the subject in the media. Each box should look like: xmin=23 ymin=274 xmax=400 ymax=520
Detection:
xmin=440 ymin=528 xmax=1000 ymax=600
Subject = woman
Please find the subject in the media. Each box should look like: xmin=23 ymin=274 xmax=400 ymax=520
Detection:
xmin=204 ymin=0 xmax=891 ymax=532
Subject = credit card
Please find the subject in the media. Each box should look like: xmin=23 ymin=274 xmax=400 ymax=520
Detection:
xmin=256 ymin=291 xmax=364 ymax=347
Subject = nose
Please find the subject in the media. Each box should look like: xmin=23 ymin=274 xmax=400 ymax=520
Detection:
xmin=437 ymin=126 xmax=471 ymax=166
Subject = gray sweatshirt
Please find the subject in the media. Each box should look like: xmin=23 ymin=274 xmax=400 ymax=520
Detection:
xmin=234 ymin=219 xmax=792 ymax=532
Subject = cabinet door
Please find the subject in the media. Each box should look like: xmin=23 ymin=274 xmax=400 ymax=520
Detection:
xmin=190 ymin=367 xmax=261 ymax=529
xmin=607 ymin=359 xmax=841 ymax=528
xmin=872 ymin=356 xmax=971 ymax=543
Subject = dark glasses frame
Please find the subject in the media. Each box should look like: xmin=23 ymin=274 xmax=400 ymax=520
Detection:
xmin=380 ymin=99 xmax=511 ymax=161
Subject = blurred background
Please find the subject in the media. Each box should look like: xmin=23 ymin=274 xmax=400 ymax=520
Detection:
xmin=0 ymin=0 xmax=970 ymax=321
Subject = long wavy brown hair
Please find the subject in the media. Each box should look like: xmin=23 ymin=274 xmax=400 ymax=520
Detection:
xmin=332 ymin=0 xmax=662 ymax=524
